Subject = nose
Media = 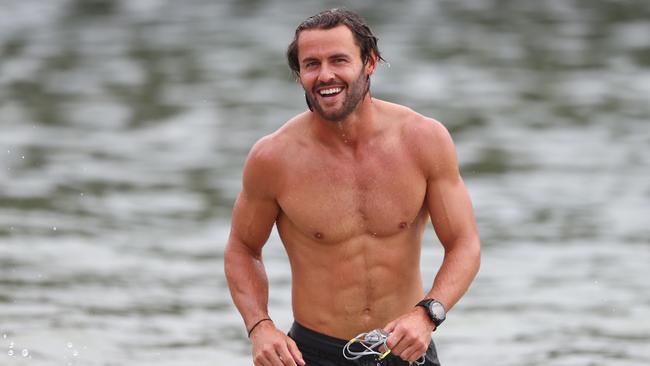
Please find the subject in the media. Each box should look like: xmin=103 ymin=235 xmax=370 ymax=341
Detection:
xmin=317 ymin=63 xmax=335 ymax=83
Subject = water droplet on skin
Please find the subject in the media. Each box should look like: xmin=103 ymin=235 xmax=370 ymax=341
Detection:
xmin=53 ymin=227 xmax=57 ymax=231
xmin=2 ymin=334 xmax=6 ymax=339
xmin=22 ymin=349 xmax=29 ymax=357
xmin=67 ymin=342 xmax=73 ymax=348
xmin=9 ymin=341 xmax=14 ymax=348
xmin=8 ymin=349 xmax=14 ymax=356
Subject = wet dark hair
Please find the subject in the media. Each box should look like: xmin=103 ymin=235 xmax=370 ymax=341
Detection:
xmin=286 ymin=8 xmax=385 ymax=77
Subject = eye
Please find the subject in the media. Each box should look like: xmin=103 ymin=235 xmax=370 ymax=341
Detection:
xmin=304 ymin=61 xmax=318 ymax=68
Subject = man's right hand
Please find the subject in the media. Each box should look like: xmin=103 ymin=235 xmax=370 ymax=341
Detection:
xmin=250 ymin=322 xmax=305 ymax=366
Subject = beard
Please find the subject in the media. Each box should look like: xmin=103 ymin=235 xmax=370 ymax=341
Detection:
xmin=303 ymin=69 xmax=369 ymax=122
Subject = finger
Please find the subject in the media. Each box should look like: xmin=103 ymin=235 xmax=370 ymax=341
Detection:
xmin=383 ymin=319 xmax=397 ymax=333
xmin=409 ymin=352 xmax=427 ymax=364
xmin=377 ymin=342 xmax=388 ymax=354
xmin=385 ymin=328 xmax=405 ymax=350
xmin=398 ymin=346 xmax=412 ymax=362
xmin=388 ymin=334 xmax=411 ymax=356
xmin=268 ymin=352 xmax=285 ymax=366
xmin=254 ymin=353 xmax=271 ymax=366
xmin=277 ymin=344 xmax=297 ymax=366
xmin=261 ymin=346 xmax=284 ymax=366
xmin=391 ymin=331 xmax=418 ymax=357
xmin=287 ymin=338 xmax=305 ymax=366
xmin=400 ymin=344 xmax=424 ymax=363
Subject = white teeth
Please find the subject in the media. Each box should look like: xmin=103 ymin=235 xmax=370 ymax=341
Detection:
xmin=319 ymin=87 xmax=342 ymax=96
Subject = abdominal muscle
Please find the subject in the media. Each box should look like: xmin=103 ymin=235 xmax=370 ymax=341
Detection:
xmin=278 ymin=218 xmax=427 ymax=340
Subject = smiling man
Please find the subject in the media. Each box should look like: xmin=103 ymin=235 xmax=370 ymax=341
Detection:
xmin=224 ymin=8 xmax=481 ymax=366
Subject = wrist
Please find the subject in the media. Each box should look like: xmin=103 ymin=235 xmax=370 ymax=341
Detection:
xmin=415 ymin=298 xmax=446 ymax=330
xmin=247 ymin=317 xmax=273 ymax=338
xmin=414 ymin=306 xmax=436 ymax=330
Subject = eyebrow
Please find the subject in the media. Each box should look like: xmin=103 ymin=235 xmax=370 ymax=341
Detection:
xmin=329 ymin=53 xmax=350 ymax=60
xmin=301 ymin=57 xmax=319 ymax=65
xmin=301 ymin=53 xmax=351 ymax=65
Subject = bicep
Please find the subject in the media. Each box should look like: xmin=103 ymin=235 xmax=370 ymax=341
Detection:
xmin=227 ymin=137 xmax=282 ymax=256
xmin=229 ymin=189 xmax=280 ymax=256
xmin=427 ymin=173 xmax=477 ymax=247
xmin=423 ymin=125 xmax=478 ymax=247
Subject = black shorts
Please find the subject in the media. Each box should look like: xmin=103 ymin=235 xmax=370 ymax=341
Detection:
xmin=288 ymin=321 xmax=441 ymax=366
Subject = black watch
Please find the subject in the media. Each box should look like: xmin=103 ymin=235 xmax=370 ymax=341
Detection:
xmin=416 ymin=299 xmax=446 ymax=328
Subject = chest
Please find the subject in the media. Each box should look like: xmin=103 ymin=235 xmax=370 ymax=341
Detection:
xmin=277 ymin=142 xmax=427 ymax=241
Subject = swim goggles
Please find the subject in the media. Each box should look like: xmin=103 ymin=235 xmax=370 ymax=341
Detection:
xmin=342 ymin=329 xmax=426 ymax=365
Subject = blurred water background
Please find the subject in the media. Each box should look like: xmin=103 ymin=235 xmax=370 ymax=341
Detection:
xmin=1 ymin=0 xmax=649 ymax=365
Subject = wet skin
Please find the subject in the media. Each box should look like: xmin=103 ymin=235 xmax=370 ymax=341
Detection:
xmin=225 ymin=25 xmax=480 ymax=365
xmin=275 ymin=106 xmax=431 ymax=338
xmin=299 ymin=25 xmax=370 ymax=123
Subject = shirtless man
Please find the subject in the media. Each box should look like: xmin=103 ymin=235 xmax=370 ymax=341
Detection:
xmin=224 ymin=9 xmax=481 ymax=366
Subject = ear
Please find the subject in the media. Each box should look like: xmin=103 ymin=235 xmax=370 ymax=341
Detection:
xmin=365 ymin=50 xmax=378 ymax=76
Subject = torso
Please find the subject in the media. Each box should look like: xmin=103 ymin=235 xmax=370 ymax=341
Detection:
xmin=272 ymin=100 xmax=432 ymax=339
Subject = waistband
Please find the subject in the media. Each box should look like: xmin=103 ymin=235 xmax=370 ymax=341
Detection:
xmin=288 ymin=321 xmax=350 ymax=357
xmin=288 ymin=321 xmax=440 ymax=366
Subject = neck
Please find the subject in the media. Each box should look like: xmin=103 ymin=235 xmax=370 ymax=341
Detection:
xmin=310 ymin=94 xmax=377 ymax=148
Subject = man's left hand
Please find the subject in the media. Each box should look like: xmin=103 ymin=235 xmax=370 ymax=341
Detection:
xmin=383 ymin=307 xmax=435 ymax=363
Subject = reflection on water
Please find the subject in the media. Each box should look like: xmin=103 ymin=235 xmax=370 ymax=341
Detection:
xmin=1 ymin=0 xmax=649 ymax=365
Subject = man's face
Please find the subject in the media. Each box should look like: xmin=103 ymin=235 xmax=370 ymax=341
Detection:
xmin=297 ymin=25 xmax=373 ymax=122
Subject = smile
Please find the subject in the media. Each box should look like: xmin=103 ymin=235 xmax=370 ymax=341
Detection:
xmin=318 ymin=87 xmax=343 ymax=97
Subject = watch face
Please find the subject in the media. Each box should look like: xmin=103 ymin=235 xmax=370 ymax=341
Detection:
xmin=429 ymin=302 xmax=446 ymax=321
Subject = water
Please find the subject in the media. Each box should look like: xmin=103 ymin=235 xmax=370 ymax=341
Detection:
xmin=1 ymin=0 xmax=649 ymax=365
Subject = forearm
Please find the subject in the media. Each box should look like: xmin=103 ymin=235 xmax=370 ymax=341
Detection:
xmin=425 ymin=236 xmax=481 ymax=311
xmin=224 ymin=238 xmax=272 ymax=330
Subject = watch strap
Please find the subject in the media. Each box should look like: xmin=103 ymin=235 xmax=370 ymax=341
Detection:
xmin=415 ymin=298 xmax=446 ymax=327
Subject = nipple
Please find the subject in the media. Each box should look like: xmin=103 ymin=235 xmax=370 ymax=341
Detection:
xmin=398 ymin=221 xmax=408 ymax=229
xmin=314 ymin=232 xmax=324 ymax=239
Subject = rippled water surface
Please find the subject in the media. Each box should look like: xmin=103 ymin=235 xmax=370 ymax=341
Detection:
xmin=1 ymin=0 xmax=649 ymax=365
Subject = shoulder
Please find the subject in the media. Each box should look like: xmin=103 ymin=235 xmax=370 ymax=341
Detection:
xmin=404 ymin=114 xmax=454 ymax=152
xmin=376 ymin=100 xmax=450 ymax=141
xmin=382 ymin=103 xmax=457 ymax=178
xmin=242 ymin=112 xmax=309 ymax=195
xmin=376 ymin=101 xmax=453 ymax=151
